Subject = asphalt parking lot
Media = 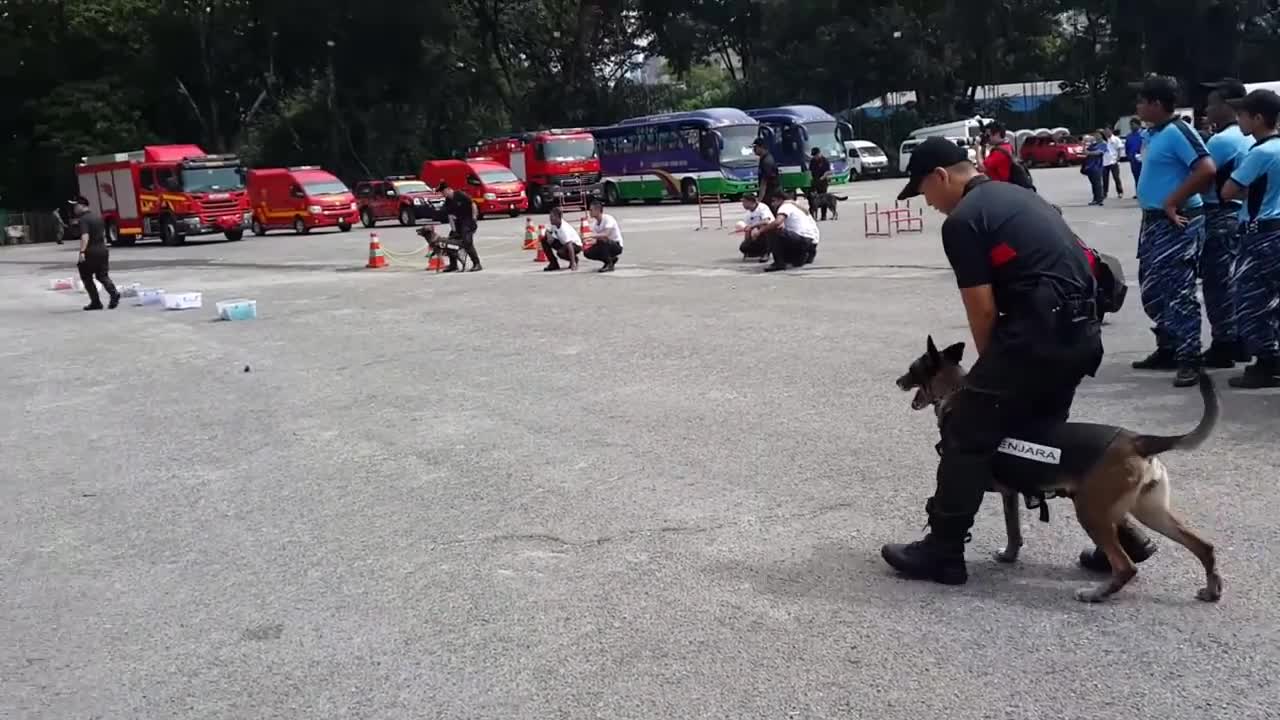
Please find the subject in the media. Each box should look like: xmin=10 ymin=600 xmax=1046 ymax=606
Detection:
xmin=3 ymin=167 xmax=1278 ymax=719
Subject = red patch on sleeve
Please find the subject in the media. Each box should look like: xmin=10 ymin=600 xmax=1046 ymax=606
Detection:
xmin=989 ymin=242 xmax=1017 ymax=267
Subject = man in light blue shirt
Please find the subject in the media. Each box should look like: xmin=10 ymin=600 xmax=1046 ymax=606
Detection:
xmin=1198 ymin=78 xmax=1255 ymax=368
xmin=1130 ymin=76 xmax=1218 ymax=387
xmin=1221 ymin=89 xmax=1280 ymax=388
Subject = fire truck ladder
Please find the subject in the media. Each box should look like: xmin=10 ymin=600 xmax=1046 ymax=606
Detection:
xmin=697 ymin=190 xmax=724 ymax=230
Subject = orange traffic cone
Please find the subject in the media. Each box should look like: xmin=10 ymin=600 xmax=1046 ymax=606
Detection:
xmin=426 ymin=251 xmax=445 ymax=272
xmin=366 ymin=233 xmax=387 ymax=268
xmin=523 ymin=219 xmax=537 ymax=250
xmin=534 ymin=225 xmax=548 ymax=263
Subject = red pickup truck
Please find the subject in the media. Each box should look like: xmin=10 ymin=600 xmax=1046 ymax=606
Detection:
xmin=1019 ymin=136 xmax=1086 ymax=167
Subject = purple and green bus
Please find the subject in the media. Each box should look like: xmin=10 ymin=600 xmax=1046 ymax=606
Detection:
xmin=745 ymin=105 xmax=853 ymax=192
xmin=592 ymin=108 xmax=761 ymax=205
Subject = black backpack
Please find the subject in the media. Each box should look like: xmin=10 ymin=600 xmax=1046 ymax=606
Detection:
xmin=1073 ymin=237 xmax=1127 ymax=317
xmin=991 ymin=145 xmax=1036 ymax=192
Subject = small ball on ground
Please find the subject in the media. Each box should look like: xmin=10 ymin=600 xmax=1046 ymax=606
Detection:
xmin=734 ymin=220 xmax=746 ymax=231
xmin=244 ymin=365 xmax=251 ymax=373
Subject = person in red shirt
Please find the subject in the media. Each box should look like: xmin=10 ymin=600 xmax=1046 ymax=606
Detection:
xmin=980 ymin=121 xmax=1015 ymax=183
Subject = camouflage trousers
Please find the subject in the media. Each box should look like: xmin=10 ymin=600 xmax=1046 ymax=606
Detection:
xmin=1235 ymin=226 xmax=1280 ymax=360
xmin=1200 ymin=205 xmax=1241 ymax=343
xmin=1137 ymin=213 xmax=1206 ymax=362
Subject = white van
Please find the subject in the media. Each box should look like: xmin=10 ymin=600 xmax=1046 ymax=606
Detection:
xmin=844 ymin=140 xmax=889 ymax=179
xmin=899 ymin=136 xmax=976 ymax=174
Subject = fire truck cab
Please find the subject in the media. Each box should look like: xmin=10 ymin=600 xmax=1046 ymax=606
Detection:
xmin=75 ymin=144 xmax=252 ymax=246
xmin=467 ymin=129 xmax=601 ymax=213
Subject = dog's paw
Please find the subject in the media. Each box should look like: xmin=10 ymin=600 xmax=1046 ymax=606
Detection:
xmin=1074 ymin=585 xmax=1110 ymax=603
xmin=993 ymin=546 xmax=1020 ymax=564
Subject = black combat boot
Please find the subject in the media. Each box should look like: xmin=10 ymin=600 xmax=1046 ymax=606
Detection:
xmin=1228 ymin=357 xmax=1280 ymax=389
xmin=1079 ymin=522 xmax=1158 ymax=573
xmin=881 ymin=533 xmax=968 ymax=585
xmin=882 ymin=501 xmax=969 ymax=585
xmin=1201 ymin=340 xmax=1242 ymax=369
xmin=1132 ymin=348 xmax=1177 ymax=370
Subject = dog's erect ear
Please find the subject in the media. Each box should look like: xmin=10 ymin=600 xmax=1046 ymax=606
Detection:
xmin=926 ymin=335 xmax=940 ymax=363
xmin=941 ymin=342 xmax=965 ymax=365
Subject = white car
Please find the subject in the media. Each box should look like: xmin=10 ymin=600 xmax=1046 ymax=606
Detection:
xmin=844 ymin=140 xmax=890 ymax=180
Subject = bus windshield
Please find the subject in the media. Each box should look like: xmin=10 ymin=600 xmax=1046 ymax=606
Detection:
xmin=543 ymin=137 xmax=596 ymax=161
xmin=181 ymin=166 xmax=245 ymax=192
xmin=805 ymin=121 xmax=844 ymax=160
xmin=719 ymin=125 xmax=760 ymax=167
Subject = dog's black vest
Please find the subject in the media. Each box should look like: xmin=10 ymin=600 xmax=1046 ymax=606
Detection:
xmin=938 ymin=421 xmax=1124 ymax=521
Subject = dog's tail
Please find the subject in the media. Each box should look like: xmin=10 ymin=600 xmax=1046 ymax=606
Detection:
xmin=1132 ymin=369 xmax=1219 ymax=457
xmin=832 ymin=194 xmax=849 ymax=201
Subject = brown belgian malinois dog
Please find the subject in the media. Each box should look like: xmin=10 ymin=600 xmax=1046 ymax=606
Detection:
xmin=895 ymin=336 xmax=1223 ymax=604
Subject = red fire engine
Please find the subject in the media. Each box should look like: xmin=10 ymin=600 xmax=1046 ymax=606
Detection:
xmin=74 ymin=144 xmax=252 ymax=246
xmin=466 ymin=128 xmax=601 ymax=213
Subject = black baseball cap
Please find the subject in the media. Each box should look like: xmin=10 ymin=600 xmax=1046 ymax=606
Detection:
xmin=1130 ymin=75 xmax=1179 ymax=107
xmin=1229 ymin=89 xmax=1280 ymax=118
xmin=68 ymin=195 xmax=88 ymax=206
xmin=896 ymin=137 xmax=970 ymax=201
xmin=752 ymin=137 xmax=767 ymax=147
xmin=1203 ymin=77 xmax=1247 ymax=100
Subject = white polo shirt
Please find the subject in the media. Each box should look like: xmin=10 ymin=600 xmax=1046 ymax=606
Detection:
xmin=776 ymin=201 xmax=820 ymax=243
xmin=743 ymin=204 xmax=774 ymax=227
xmin=592 ymin=213 xmax=624 ymax=248
xmin=547 ymin=221 xmax=582 ymax=248
xmin=1103 ymin=136 xmax=1121 ymax=166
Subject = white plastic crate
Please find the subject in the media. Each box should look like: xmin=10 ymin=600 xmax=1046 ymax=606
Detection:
xmin=163 ymin=292 xmax=203 ymax=310
xmin=216 ymin=299 xmax=257 ymax=321
xmin=117 ymin=283 xmax=141 ymax=298
xmin=135 ymin=288 xmax=165 ymax=306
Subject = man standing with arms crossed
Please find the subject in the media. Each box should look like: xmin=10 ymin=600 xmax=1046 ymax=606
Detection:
xmin=1129 ymin=76 xmax=1217 ymax=387
xmin=1198 ymin=78 xmax=1254 ymax=368
xmin=806 ymin=147 xmax=833 ymax=220
xmin=70 ymin=196 xmax=119 ymax=311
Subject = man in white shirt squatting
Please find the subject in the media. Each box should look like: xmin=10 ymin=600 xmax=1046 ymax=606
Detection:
xmin=540 ymin=206 xmax=582 ymax=271
xmin=738 ymin=191 xmax=774 ymax=262
xmin=757 ymin=190 xmax=820 ymax=272
xmin=585 ymin=198 xmax=624 ymax=273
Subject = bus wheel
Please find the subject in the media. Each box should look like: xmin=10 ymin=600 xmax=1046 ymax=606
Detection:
xmin=604 ymin=183 xmax=621 ymax=206
xmin=680 ymin=178 xmax=699 ymax=204
xmin=529 ymin=186 xmax=545 ymax=213
xmin=252 ymin=218 xmax=267 ymax=236
xmin=106 ymin=221 xmax=119 ymax=246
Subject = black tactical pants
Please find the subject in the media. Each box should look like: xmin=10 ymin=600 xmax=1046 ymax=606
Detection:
xmin=78 ymin=247 xmax=118 ymax=306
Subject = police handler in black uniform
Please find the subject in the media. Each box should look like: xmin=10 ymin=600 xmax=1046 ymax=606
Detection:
xmin=880 ymin=137 xmax=1156 ymax=585
xmin=754 ymin=138 xmax=780 ymax=201
xmin=70 ymin=195 xmax=120 ymax=311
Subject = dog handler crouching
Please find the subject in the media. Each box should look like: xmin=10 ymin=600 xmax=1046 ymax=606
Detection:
xmin=880 ymin=137 xmax=1157 ymax=585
